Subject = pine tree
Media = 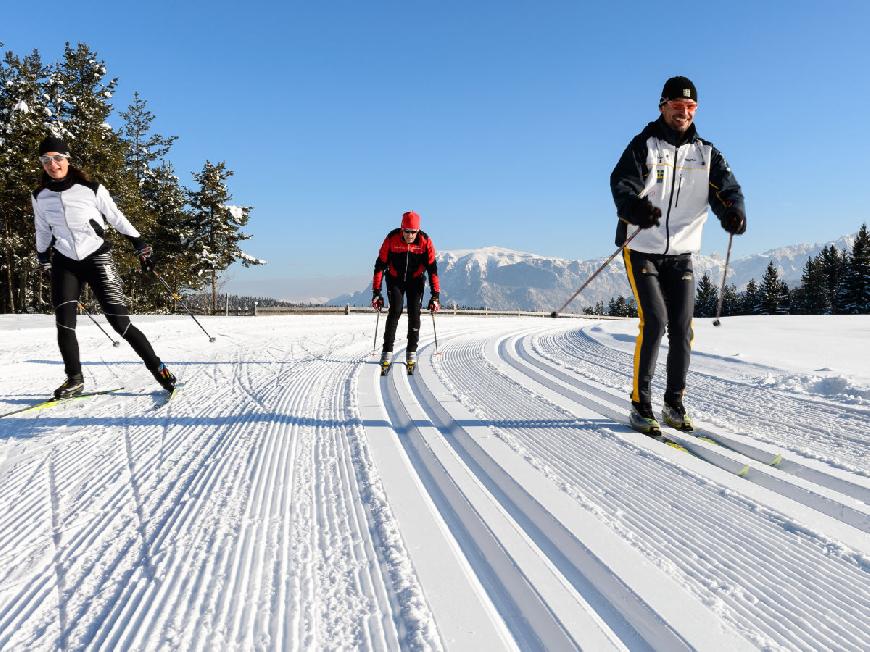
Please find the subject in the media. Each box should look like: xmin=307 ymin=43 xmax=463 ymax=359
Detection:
xmin=818 ymin=245 xmax=847 ymax=314
xmin=795 ymin=254 xmax=827 ymax=314
xmin=759 ymin=261 xmax=789 ymax=314
xmin=608 ymin=295 xmax=630 ymax=317
xmin=721 ymin=284 xmax=740 ymax=316
xmin=836 ymin=223 xmax=870 ymax=313
xmin=694 ymin=272 xmax=718 ymax=317
xmin=741 ymin=278 xmax=760 ymax=315
xmin=118 ymin=94 xmax=186 ymax=309
xmin=184 ymin=161 xmax=264 ymax=313
xmin=119 ymin=92 xmax=177 ymax=184
xmin=776 ymin=280 xmax=791 ymax=314
xmin=0 ymin=48 xmax=48 ymax=313
xmin=45 ymin=43 xmax=151 ymax=305
xmin=140 ymin=161 xmax=199 ymax=308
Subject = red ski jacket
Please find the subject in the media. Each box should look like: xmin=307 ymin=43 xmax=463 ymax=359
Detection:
xmin=372 ymin=228 xmax=440 ymax=293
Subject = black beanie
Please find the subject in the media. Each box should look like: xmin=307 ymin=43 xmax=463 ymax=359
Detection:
xmin=38 ymin=135 xmax=70 ymax=156
xmin=659 ymin=76 xmax=697 ymax=105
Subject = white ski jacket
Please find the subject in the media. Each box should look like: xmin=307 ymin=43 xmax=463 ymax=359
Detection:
xmin=33 ymin=176 xmax=141 ymax=261
xmin=610 ymin=118 xmax=744 ymax=255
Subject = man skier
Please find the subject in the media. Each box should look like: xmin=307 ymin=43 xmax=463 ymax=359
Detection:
xmin=610 ymin=76 xmax=746 ymax=434
xmin=372 ymin=211 xmax=440 ymax=373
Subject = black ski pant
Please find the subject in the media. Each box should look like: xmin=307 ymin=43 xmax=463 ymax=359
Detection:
xmin=51 ymin=250 xmax=162 ymax=378
xmin=623 ymin=248 xmax=694 ymax=407
xmin=381 ymin=279 xmax=425 ymax=354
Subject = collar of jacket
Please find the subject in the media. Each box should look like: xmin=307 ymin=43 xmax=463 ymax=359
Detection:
xmin=44 ymin=176 xmax=76 ymax=192
xmin=646 ymin=116 xmax=699 ymax=147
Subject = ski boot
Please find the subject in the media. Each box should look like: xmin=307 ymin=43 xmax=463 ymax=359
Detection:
xmin=54 ymin=373 xmax=84 ymax=400
xmin=661 ymin=399 xmax=694 ymax=431
xmin=152 ymin=363 xmax=177 ymax=393
xmin=629 ymin=401 xmax=661 ymax=436
xmin=406 ymin=351 xmax=417 ymax=375
xmin=380 ymin=351 xmax=392 ymax=376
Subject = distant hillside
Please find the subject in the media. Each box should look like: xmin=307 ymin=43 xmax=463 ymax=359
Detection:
xmin=328 ymin=233 xmax=857 ymax=312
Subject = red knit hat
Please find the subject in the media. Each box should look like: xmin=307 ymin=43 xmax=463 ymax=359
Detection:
xmin=401 ymin=211 xmax=420 ymax=230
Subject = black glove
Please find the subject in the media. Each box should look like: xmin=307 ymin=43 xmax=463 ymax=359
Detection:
xmin=721 ymin=207 xmax=746 ymax=235
xmin=136 ymin=243 xmax=155 ymax=272
xmin=626 ymin=197 xmax=661 ymax=229
xmin=371 ymin=290 xmax=384 ymax=312
xmin=427 ymin=292 xmax=440 ymax=313
xmin=37 ymin=250 xmax=51 ymax=279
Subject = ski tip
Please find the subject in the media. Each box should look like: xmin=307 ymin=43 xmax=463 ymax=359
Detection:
xmin=769 ymin=454 xmax=783 ymax=467
xmin=737 ymin=464 xmax=750 ymax=478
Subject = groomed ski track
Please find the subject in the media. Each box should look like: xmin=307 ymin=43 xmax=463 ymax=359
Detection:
xmin=0 ymin=314 xmax=868 ymax=650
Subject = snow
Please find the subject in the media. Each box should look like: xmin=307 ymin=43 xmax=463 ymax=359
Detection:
xmin=1 ymin=313 xmax=868 ymax=650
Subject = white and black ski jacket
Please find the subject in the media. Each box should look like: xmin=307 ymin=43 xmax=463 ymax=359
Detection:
xmin=32 ymin=174 xmax=142 ymax=262
xmin=610 ymin=117 xmax=745 ymax=255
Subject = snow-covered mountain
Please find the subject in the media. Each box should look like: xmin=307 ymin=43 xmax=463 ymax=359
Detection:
xmin=329 ymin=233 xmax=856 ymax=312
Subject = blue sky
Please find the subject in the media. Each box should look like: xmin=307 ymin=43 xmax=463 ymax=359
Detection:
xmin=4 ymin=1 xmax=869 ymax=300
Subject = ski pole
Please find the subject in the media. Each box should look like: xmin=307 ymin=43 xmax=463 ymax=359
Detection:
xmin=151 ymin=270 xmax=217 ymax=342
xmin=712 ymin=234 xmax=734 ymax=327
xmin=79 ymin=302 xmax=121 ymax=347
xmin=373 ymin=309 xmax=380 ymax=355
xmin=550 ymin=227 xmax=642 ymax=317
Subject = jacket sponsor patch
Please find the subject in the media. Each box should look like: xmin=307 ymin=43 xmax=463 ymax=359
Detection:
xmin=656 ymin=169 xmax=665 ymax=183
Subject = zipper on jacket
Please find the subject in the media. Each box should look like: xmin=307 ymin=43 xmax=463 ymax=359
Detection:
xmin=663 ymin=143 xmax=680 ymax=255
xmin=59 ymin=192 xmax=80 ymax=260
xmin=403 ymin=247 xmax=409 ymax=283
xmin=674 ymin=174 xmax=683 ymax=208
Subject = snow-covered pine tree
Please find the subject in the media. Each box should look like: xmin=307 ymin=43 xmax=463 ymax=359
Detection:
xmin=184 ymin=161 xmax=264 ymax=313
xmin=607 ymin=296 xmax=625 ymax=316
xmin=45 ymin=44 xmax=151 ymax=308
xmin=0 ymin=49 xmax=48 ymax=313
xmin=119 ymin=93 xmax=190 ymax=310
xmin=694 ymin=272 xmax=718 ymax=317
xmin=139 ymin=161 xmax=199 ymax=309
xmin=120 ymin=91 xmax=177 ymax=184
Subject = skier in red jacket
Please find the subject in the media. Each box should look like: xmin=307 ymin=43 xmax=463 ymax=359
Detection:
xmin=372 ymin=211 xmax=440 ymax=370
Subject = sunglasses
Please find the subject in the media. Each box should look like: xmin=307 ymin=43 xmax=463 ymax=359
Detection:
xmin=39 ymin=154 xmax=70 ymax=165
xmin=402 ymin=229 xmax=418 ymax=234
xmin=664 ymin=99 xmax=698 ymax=113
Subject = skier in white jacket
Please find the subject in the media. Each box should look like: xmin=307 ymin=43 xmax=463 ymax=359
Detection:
xmin=610 ymin=77 xmax=746 ymax=435
xmin=32 ymin=135 xmax=176 ymax=399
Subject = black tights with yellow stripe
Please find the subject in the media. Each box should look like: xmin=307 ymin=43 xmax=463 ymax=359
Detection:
xmin=623 ymin=248 xmax=694 ymax=407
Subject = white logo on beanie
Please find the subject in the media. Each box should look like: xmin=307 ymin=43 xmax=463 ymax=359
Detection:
xmin=682 ymin=88 xmax=691 ymax=98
